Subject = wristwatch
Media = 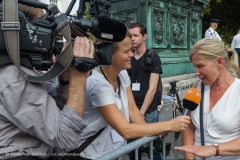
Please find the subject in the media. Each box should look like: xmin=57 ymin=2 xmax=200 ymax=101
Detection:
xmin=213 ymin=144 xmax=219 ymax=156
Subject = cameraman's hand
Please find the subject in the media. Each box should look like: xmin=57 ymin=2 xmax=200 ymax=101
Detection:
xmin=73 ymin=36 xmax=94 ymax=59
xmin=70 ymin=36 xmax=94 ymax=75
xmin=169 ymin=116 xmax=190 ymax=132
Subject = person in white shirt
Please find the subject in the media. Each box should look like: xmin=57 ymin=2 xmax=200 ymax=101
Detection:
xmin=205 ymin=19 xmax=221 ymax=41
xmin=76 ymin=32 xmax=191 ymax=160
xmin=231 ymin=27 xmax=240 ymax=78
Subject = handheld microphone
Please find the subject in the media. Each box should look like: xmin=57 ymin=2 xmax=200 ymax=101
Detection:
xmin=71 ymin=16 xmax=127 ymax=42
xmin=175 ymin=88 xmax=201 ymax=139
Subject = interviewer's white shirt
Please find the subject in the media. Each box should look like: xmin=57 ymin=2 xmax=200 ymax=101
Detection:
xmin=79 ymin=68 xmax=130 ymax=159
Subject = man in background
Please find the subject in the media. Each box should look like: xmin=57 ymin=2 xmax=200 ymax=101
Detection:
xmin=127 ymin=22 xmax=163 ymax=160
xmin=205 ymin=19 xmax=221 ymax=41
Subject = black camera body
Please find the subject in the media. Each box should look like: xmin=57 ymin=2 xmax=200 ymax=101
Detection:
xmin=0 ymin=0 xmax=126 ymax=71
xmin=0 ymin=5 xmax=55 ymax=69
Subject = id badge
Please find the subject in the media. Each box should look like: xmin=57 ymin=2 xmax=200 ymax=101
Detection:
xmin=111 ymin=129 xmax=124 ymax=143
xmin=132 ymin=83 xmax=140 ymax=91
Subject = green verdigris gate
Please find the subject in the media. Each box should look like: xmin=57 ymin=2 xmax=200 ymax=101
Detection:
xmin=109 ymin=0 xmax=208 ymax=78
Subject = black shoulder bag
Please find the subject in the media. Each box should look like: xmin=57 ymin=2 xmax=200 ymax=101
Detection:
xmin=200 ymin=82 xmax=205 ymax=146
xmin=142 ymin=50 xmax=162 ymax=105
xmin=60 ymin=127 xmax=105 ymax=160
xmin=184 ymin=83 xmax=205 ymax=160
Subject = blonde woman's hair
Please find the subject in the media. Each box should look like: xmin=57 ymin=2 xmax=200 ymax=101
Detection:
xmin=189 ymin=38 xmax=239 ymax=77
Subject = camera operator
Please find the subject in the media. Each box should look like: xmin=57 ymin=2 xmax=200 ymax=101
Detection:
xmin=0 ymin=2 xmax=94 ymax=160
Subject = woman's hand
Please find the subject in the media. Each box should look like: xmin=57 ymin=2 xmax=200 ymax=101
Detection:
xmin=169 ymin=116 xmax=190 ymax=132
xmin=175 ymin=145 xmax=216 ymax=158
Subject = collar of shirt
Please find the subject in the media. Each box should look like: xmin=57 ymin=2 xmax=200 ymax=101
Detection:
xmin=209 ymin=27 xmax=216 ymax=32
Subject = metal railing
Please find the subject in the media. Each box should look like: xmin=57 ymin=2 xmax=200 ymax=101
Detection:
xmin=94 ymin=135 xmax=168 ymax=160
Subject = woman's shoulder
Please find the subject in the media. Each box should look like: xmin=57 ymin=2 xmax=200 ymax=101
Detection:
xmin=119 ymin=70 xmax=130 ymax=86
xmin=234 ymin=78 xmax=240 ymax=86
xmin=87 ymin=69 xmax=108 ymax=86
xmin=119 ymin=70 xmax=129 ymax=78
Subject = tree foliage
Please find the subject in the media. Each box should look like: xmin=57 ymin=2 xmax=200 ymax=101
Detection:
xmin=79 ymin=2 xmax=94 ymax=40
xmin=202 ymin=0 xmax=240 ymax=44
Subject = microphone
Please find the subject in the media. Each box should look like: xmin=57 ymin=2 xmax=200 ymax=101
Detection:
xmin=71 ymin=16 xmax=127 ymax=42
xmin=175 ymin=88 xmax=201 ymax=139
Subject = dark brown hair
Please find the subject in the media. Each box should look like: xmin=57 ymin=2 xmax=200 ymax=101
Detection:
xmin=128 ymin=22 xmax=147 ymax=36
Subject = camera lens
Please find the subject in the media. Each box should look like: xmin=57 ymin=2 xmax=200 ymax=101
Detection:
xmin=94 ymin=42 xmax=113 ymax=65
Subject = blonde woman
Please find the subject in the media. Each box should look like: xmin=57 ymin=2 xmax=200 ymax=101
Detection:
xmin=175 ymin=38 xmax=240 ymax=160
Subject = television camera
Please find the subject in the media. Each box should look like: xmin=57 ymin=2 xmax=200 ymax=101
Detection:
xmin=0 ymin=0 xmax=127 ymax=82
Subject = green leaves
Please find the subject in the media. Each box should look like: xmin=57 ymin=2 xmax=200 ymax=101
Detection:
xmin=202 ymin=0 xmax=240 ymax=44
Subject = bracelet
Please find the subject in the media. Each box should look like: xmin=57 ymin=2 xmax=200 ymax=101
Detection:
xmin=59 ymin=79 xmax=69 ymax=85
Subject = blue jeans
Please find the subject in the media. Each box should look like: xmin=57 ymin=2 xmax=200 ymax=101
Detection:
xmin=128 ymin=110 xmax=162 ymax=160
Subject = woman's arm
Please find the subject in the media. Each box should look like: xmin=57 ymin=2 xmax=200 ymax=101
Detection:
xmin=216 ymin=138 xmax=240 ymax=155
xmin=127 ymin=86 xmax=146 ymax=124
xmin=182 ymin=117 xmax=196 ymax=159
xmin=97 ymin=85 xmax=190 ymax=140
xmin=98 ymin=104 xmax=190 ymax=139
xmin=175 ymin=137 xmax=240 ymax=157
xmin=139 ymin=73 xmax=159 ymax=116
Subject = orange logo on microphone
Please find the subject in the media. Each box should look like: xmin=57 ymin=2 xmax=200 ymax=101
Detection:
xmin=184 ymin=88 xmax=201 ymax=105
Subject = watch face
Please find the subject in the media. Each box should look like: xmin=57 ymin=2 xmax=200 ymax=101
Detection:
xmin=213 ymin=144 xmax=218 ymax=147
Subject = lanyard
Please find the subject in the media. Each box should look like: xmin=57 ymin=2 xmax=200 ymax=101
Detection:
xmin=99 ymin=66 xmax=126 ymax=117
xmin=100 ymin=66 xmax=121 ymax=97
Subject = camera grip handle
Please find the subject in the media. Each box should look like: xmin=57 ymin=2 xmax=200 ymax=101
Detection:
xmin=71 ymin=57 xmax=99 ymax=72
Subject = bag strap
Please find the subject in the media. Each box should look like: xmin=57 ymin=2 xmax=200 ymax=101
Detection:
xmin=146 ymin=49 xmax=154 ymax=64
xmin=200 ymin=82 xmax=205 ymax=146
xmin=2 ymin=0 xmax=73 ymax=82
xmin=61 ymin=127 xmax=106 ymax=160
xmin=148 ymin=49 xmax=154 ymax=56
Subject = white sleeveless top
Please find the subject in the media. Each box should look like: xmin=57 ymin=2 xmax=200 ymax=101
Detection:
xmin=191 ymin=78 xmax=240 ymax=160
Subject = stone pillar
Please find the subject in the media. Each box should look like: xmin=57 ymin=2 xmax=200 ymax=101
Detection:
xmin=108 ymin=0 xmax=208 ymax=97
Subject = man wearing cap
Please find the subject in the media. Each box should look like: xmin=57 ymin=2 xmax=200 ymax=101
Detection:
xmin=231 ymin=27 xmax=240 ymax=78
xmin=205 ymin=19 xmax=221 ymax=41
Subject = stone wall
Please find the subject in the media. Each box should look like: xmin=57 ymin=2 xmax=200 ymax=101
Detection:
xmin=162 ymin=73 xmax=199 ymax=99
